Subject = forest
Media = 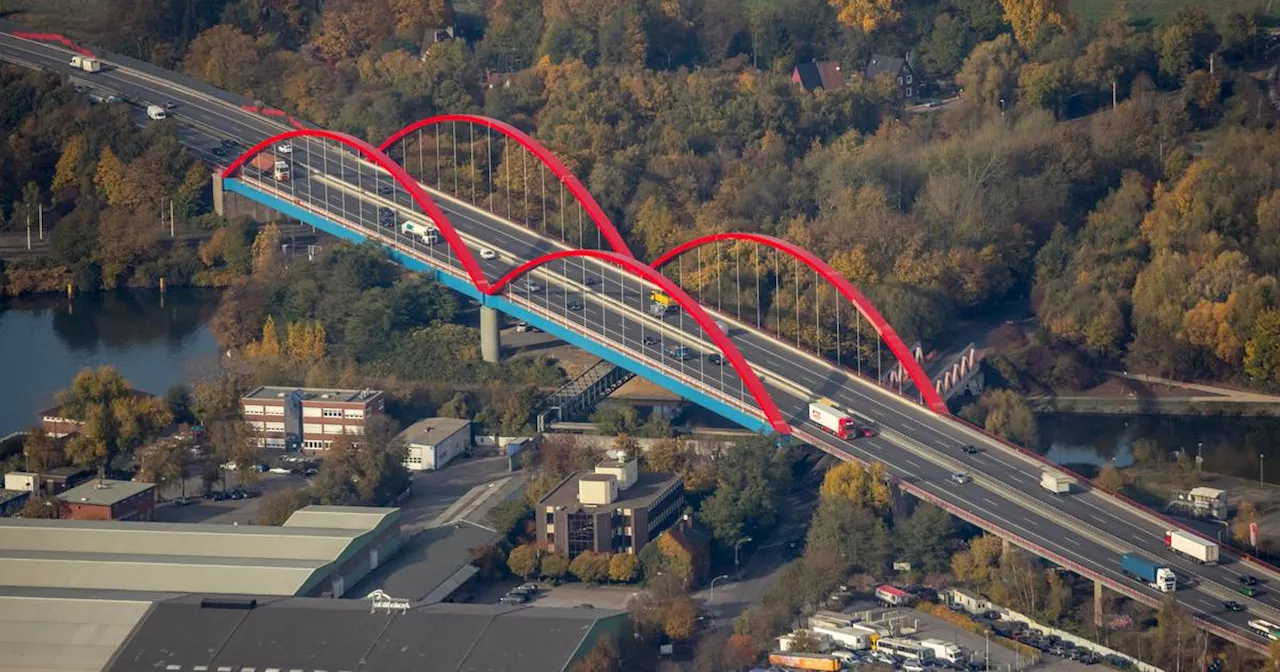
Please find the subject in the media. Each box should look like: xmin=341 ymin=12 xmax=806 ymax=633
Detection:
xmin=4 ymin=0 xmax=1280 ymax=388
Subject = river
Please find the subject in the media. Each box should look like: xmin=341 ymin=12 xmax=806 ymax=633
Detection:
xmin=1036 ymin=412 xmax=1280 ymax=482
xmin=0 ymin=288 xmax=223 ymax=436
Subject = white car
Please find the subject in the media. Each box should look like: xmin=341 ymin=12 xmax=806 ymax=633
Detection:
xmin=221 ymin=462 xmax=238 ymax=471
xmin=950 ymin=471 xmax=971 ymax=485
xmin=276 ymin=143 xmax=292 ymax=154
xmin=268 ymin=467 xmax=291 ymax=474
xmin=479 ymin=248 xmax=497 ymax=260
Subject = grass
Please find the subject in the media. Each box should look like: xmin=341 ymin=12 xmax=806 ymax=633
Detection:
xmin=1069 ymin=0 xmax=1277 ymax=26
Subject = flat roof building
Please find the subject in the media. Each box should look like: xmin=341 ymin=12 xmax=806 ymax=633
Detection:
xmin=537 ymin=456 xmax=683 ymax=558
xmin=0 ymin=589 xmax=158 ymax=672
xmin=400 ymin=417 xmax=471 ymax=471
xmin=241 ymin=386 xmax=385 ymax=451
xmin=0 ymin=505 xmax=402 ymax=598
xmin=57 ymin=479 xmax=156 ymax=522
xmin=105 ymin=596 xmax=626 ymax=672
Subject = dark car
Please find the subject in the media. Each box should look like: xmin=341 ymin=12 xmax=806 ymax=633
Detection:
xmin=1224 ymin=600 xmax=1246 ymax=611
xmin=567 ymin=302 xmax=584 ymax=312
xmin=707 ymin=353 xmax=724 ymax=366
xmin=665 ymin=345 xmax=697 ymax=361
xmin=582 ymin=277 xmax=598 ymax=286
xmin=643 ymin=336 xmax=659 ymax=346
xmin=377 ymin=184 xmax=393 ymax=196
xmin=211 ymin=146 xmax=227 ymax=156
xmin=220 ymin=138 xmax=237 ymax=148
xmin=963 ymin=444 xmax=980 ymax=454
xmin=1240 ymin=575 xmax=1259 ymax=586
xmin=163 ymin=101 xmax=177 ymax=109
xmin=498 ymin=593 xmax=527 ymax=605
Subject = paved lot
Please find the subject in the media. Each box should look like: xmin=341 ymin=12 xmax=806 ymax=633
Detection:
xmin=154 ymin=471 xmax=307 ymax=525
xmin=841 ymin=603 xmax=1094 ymax=672
xmin=515 ymin=584 xmax=639 ymax=610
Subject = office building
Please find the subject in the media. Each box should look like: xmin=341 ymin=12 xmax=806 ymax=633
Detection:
xmin=241 ymin=386 xmax=385 ymax=451
xmin=536 ymin=455 xmax=683 ymax=558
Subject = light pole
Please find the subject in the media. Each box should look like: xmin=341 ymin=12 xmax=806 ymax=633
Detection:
xmin=1262 ymin=454 xmax=1266 ymax=486
xmin=734 ymin=536 xmax=753 ymax=571
xmin=710 ymin=574 xmax=730 ymax=603
xmin=985 ymin=630 xmax=990 ymax=671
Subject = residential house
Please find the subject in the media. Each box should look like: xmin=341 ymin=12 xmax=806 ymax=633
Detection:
xmin=865 ymin=54 xmax=916 ymax=98
xmin=792 ymin=60 xmax=847 ymax=92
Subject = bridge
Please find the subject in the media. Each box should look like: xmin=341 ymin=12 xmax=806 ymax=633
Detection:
xmin=2 ymin=27 xmax=1277 ymax=653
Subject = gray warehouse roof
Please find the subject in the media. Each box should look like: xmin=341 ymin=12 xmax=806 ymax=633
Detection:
xmin=0 ymin=591 xmax=154 ymax=672
xmin=0 ymin=507 xmax=399 ymax=597
xmin=105 ymin=596 xmax=625 ymax=672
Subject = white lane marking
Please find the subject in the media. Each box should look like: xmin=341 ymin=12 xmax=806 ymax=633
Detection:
xmin=903 ymin=458 xmax=922 ymax=469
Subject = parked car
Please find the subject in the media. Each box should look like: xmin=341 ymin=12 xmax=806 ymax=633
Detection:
xmin=269 ymin=466 xmax=291 ymax=474
xmin=173 ymin=497 xmax=192 ymax=506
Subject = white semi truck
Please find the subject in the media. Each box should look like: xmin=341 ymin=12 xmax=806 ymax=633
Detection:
xmin=808 ymin=399 xmax=874 ymax=440
xmin=400 ymin=220 xmax=439 ymax=245
xmin=1165 ymin=529 xmax=1219 ymax=564
xmin=918 ymin=639 xmax=966 ymax=664
xmin=69 ymin=56 xmax=101 ymax=72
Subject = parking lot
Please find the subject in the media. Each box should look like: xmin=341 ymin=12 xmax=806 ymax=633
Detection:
xmin=828 ymin=602 xmax=1100 ymax=672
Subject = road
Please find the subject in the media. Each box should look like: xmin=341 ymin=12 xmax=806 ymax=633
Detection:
xmin=2 ymin=30 xmax=1275 ymax=651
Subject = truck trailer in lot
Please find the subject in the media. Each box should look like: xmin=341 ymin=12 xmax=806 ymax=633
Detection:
xmin=767 ymin=652 xmax=841 ymax=671
xmin=1120 ymin=553 xmax=1177 ymax=592
xmin=1165 ymin=529 xmax=1219 ymax=564
xmin=918 ymin=639 xmax=966 ymax=663
xmin=1040 ymin=471 xmax=1074 ymax=494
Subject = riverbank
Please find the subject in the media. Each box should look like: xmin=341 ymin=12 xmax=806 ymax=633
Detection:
xmin=1028 ymin=371 xmax=1280 ymax=417
xmin=1120 ymin=462 xmax=1280 ymax=551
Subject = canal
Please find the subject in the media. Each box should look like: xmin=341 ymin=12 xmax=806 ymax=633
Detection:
xmin=0 ymin=288 xmax=223 ymax=436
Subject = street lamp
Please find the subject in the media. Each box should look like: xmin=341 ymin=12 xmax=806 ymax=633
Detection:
xmin=734 ymin=536 xmax=753 ymax=571
xmin=710 ymin=574 xmax=731 ymax=603
xmin=1262 ymin=454 xmax=1266 ymax=486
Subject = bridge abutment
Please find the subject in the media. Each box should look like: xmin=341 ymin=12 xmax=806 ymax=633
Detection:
xmin=481 ymin=306 xmax=502 ymax=363
xmin=213 ymin=174 xmax=225 ymax=217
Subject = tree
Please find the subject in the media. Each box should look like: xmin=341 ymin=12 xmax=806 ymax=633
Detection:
xmin=660 ymin=595 xmax=700 ymax=641
xmin=259 ymin=487 xmax=313 ymax=525
xmin=787 ymin=629 xmax=825 ymax=653
xmin=251 ymin=222 xmax=282 ymax=276
xmin=608 ymin=552 xmax=639 ymax=583
xmin=571 ymin=636 xmax=621 ymax=672
xmin=828 ymin=0 xmax=902 ymax=33
xmin=541 ymin=553 xmax=570 ymax=581
xmin=182 ymin=25 xmax=261 ymax=92
xmin=1233 ymin=499 xmax=1260 ymax=546
xmin=166 ymin=384 xmax=193 ymax=425
xmin=136 ymin=441 xmax=185 ymax=488
xmin=1094 ymin=463 xmax=1129 ymax=492
xmin=93 ymin=147 xmax=129 ymax=207
xmin=698 ymin=437 xmax=790 ymax=547
xmin=470 ymin=543 xmax=508 ymax=580
xmin=722 ymin=633 xmax=762 ymax=670
xmin=487 ymin=499 xmax=534 ymax=543
xmin=976 ymin=389 xmax=1038 ymax=448
xmin=998 ymin=0 xmax=1073 ymax=49
xmin=644 ymin=437 xmax=689 ymax=474
xmin=952 ymin=534 xmax=1004 ymax=586
xmin=23 ymin=427 xmax=63 ymax=473
xmin=957 ymin=34 xmax=1022 ymax=109
xmin=818 ymin=461 xmax=891 ymax=512
xmin=507 ymin=543 xmax=542 ymax=579
xmin=17 ymin=495 xmax=60 ymax=519
xmin=207 ymin=419 xmax=262 ymax=479
xmin=52 ymin=134 xmax=87 ymax=193
xmin=1246 ymin=310 xmax=1280 ymax=385
xmin=894 ymin=503 xmax=955 ymax=574
xmin=1262 ymin=640 xmax=1280 ymax=672
xmin=806 ymin=498 xmax=890 ymax=576
xmin=570 ymin=551 xmax=612 ymax=583
xmin=310 ymin=415 xmax=409 ymax=506
xmin=58 ymin=367 xmax=171 ymax=478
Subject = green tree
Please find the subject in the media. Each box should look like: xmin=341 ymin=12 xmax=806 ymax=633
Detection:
xmin=957 ymin=34 xmax=1022 ymax=109
xmin=976 ymin=389 xmax=1038 ymax=448
xmin=805 ymin=498 xmax=890 ymax=576
xmin=541 ymin=552 xmax=570 ymax=581
xmin=998 ymin=0 xmax=1073 ymax=49
xmin=697 ymin=437 xmax=791 ymax=547
xmin=1245 ymin=310 xmax=1280 ymax=385
xmin=18 ymin=495 xmax=61 ymax=519
xmin=487 ymin=499 xmax=534 ymax=543
xmin=258 ymin=487 xmax=313 ymax=525
xmin=166 ymin=384 xmax=193 ymax=424
xmin=895 ymin=503 xmax=956 ymax=574
xmin=608 ymin=553 xmax=639 ymax=582
xmin=23 ymin=426 xmax=63 ymax=473
xmin=570 ymin=551 xmax=612 ymax=583
xmin=507 ymin=543 xmax=541 ymax=579
xmin=58 ymin=367 xmax=172 ymax=478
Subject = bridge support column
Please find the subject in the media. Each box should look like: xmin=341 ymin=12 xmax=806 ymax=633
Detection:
xmin=212 ymin=174 xmax=225 ymax=217
xmin=1093 ymin=580 xmax=1104 ymax=628
xmin=481 ymin=306 xmax=501 ymax=363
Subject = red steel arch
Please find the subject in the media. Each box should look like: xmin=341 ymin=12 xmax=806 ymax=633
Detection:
xmin=492 ymin=249 xmax=791 ymax=435
xmin=222 ymin=129 xmax=494 ymax=292
xmin=379 ymin=115 xmax=635 ymax=259
xmin=651 ymin=232 xmax=949 ymax=414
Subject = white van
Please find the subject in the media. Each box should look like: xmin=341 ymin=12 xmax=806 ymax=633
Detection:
xmin=146 ymin=105 xmax=167 ymax=120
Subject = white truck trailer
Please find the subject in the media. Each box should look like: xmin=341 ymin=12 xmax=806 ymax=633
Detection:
xmin=809 ymin=399 xmax=858 ymax=440
xmin=69 ymin=56 xmax=101 ymax=72
xmin=919 ymin=639 xmax=966 ymax=664
xmin=1040 ymin=471 xmax=1073 ymax=494
xmin=1165 ymin=529 xmax=1219 ymax=564
xmin=400 ymin=220 xmax=439 ymax=245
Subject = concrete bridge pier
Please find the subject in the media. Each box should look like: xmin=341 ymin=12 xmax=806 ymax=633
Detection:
xmin=213 ymin=174 xmax=225 ymax=216
xmin=1094 ymin=580 xmax=1104 ymax=627
xmin=481 ymin=306 xmax=502 ymax=363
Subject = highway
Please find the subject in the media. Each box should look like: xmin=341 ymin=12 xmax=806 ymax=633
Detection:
xmin=2 ymin=30 xmax=1276 ymax=651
